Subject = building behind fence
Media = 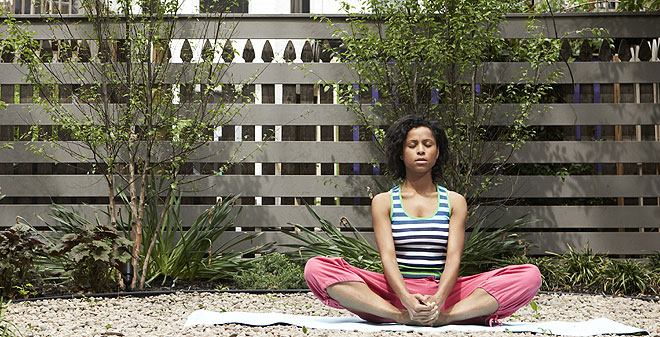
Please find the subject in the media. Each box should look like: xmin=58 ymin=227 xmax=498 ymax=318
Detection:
xmin=0 ymin=12 xmax=658 ymax=257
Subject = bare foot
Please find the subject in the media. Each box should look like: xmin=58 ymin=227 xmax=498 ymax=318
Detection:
xmin=394 ymin=309 xmax=426 ymax=326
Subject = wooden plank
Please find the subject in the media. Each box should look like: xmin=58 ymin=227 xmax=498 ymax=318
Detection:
xmin=475 ymin=206 xmax=660 ymax=229
xmin=4 ymin=140 xmax=660 ymax=164
xmin=522 ymin=232 xmax=660 ymax=255
xmin=2 ymin=13 xmax=659 ymax=39
xmin=2 ymin=103 xmax=659 ymax=127
xmin=5 ymin=204 xmax=659 ymax=230
xmin=0 ymin=174 xmax=389 ymax=197
xmin=1 ymin=175 xmax=659 ymax=198
xmin=484 ymin=175 xmax=660 ymax=198
xmin=2 ymin=62 xmax=660 ymax=85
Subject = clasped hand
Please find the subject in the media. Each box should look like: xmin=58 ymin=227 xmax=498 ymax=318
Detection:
xmin=402 ymin=294 xmax=441 ymax=326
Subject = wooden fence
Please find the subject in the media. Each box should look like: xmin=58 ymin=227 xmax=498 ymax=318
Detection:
xmin=0 ymin=13 xmax=659 ymax=257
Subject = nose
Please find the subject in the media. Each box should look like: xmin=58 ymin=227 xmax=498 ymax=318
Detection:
xmin=416 ymin=144 xmax=425 ymax=154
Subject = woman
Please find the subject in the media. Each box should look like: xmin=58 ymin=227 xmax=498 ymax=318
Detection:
xmin=305 ymin=115 xmax=541 ymax=326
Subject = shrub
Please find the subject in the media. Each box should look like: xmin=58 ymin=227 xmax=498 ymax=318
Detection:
xmin=280 ymin=204 xmax=383 ymax=273
xmin=552 ymin=245 xmax=607 ymax=290
xmin=460 ymin=211 xmax=531 ymax=276
xmin=0 ymin=224 xmax=46 ymax=299
xmin=133 ymin=192 xmax=274 ymax=285
xmin=234 ymin=253 xmax=307 ymax=290
xmin=45 ymin=205 xmax=133 ymax=293
xmin=599 ymin=259 xmax=653 ymax=296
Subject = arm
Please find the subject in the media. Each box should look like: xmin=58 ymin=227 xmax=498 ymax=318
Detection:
xmin=427 ymin=191 xmax=467 ymax=307
xmin=372 ymin=192 xmax=434 ymax=321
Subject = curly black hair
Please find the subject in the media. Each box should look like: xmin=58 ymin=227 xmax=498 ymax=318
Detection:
xmin=384 ymin=115 xmax=449 ymax=182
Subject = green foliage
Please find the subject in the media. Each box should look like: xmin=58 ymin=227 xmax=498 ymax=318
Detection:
xmin=6 ymin=0 xmax=253 ymax=289
xmin=123 ymin=183 xmax=273 ymax=284
xmin=551 ymin=245 xmax=607 ymax=288
xmin=505 ymin=247 xmax=660 ymax=296
xmin=234 ymin=253 xmax=307 ymax=290
xmin=617 ymin=0 xmax=660 ymax=11
xmin=0 ymin=224 xmax=46 ymax=299
xmin=328 ymin=0 xmax=558 ymax=198
xmin=598 ymin=259 xmax=652 ymax=295
xmin=460 ymin=210 xmax=532 ymax=276
xmin=280 ymin=204 xmax=383 ymax=273
xmin=44 ymin=205 xmax=132 ymax=293
xmin=647 ymin=252 xmax=660 ymax=271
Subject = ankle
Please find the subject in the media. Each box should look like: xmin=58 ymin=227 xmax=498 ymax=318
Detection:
xmin=433 ymin=311 xmax=450 ymax=326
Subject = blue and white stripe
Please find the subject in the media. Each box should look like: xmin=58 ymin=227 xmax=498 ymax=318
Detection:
xmin=391 ymin=185 xmax=450 ymax=279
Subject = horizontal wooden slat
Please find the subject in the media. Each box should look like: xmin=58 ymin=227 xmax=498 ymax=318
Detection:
xmin=5 ymin=204 xmax=659 ymax=230
xmin=0 ymin=174 xmax=388 ymax=197
xmin=522 ymin=232 xmax=660 ymax=255
xmin=501 ymin=12 xmax=660 ymax=38
xmin=2 ymin=103 xmax=659 ymax=127
xmin=507 ymin=141 xmax=660 ymax=163
xmin=493 ymin=103 xmax=660 ymax=126
xmin=484 ymin=175 xmax=660 ymax=198
xmin=1 ymin=175 xmax=659 ymax=198
xmin=0 ymin=141 xmax=383 ymax=163
xmin=3 ymin=140 xmax=660 ymax=164
xmin=2 ymin=62 xmax=660 ymax=85
xmin=1 ymin=13 xmax=659 ymax=39
xmin=475 ymin=206 xmax=660 ymax=229
xmin=215 ymin=231 xmax=660 ymax=256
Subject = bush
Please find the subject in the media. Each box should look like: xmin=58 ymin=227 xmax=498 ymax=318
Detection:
xmin=0 ymin=224 xmax=46 ymax=299
xmin=45 ymin=205 xmax=132 ymax=293
xmin=599 ymin=259 xmax=653 ymax=295
xmin=234 ymin=253 xmax=307 ymax=290
xmin=553 ymin=245 xmax=607 ymax=290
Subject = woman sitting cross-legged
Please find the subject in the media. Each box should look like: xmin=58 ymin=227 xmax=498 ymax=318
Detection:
xmin=304 ymin=114 xmax=541 ymax=326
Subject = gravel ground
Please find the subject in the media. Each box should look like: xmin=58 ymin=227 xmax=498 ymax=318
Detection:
xmin=3 ymin=292 xmax=658 ymax=337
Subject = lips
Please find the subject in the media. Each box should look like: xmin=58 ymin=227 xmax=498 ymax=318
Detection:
xmin=415 ymin=158 xmax=427 ymax=162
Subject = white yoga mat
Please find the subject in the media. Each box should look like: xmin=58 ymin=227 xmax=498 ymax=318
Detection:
xmin=184 ymin=310 xmax=649 ymax=336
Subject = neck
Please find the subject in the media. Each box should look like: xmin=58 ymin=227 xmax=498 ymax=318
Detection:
xmin=402 ymin=172 xmax=435 ymax=194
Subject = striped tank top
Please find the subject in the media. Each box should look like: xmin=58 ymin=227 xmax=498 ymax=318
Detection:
xmin=390 ymin=185 xmax=451 ymax=279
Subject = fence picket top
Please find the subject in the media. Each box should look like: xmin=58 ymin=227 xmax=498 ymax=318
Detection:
xmin=78 ymin=39 xmax=91 ymax=62
xmin=638 ymin=39 xmax=652 ymax=61
xmin=618 ymin=39 xmax=631 ymax=61
xmin=58 ymin=40 xmax=73 ymax=62
xmin=243 ymin=39 xmax=255 ymax=63
xmin=598 ymin=39 xmax=612 ymax=62
xmin=261 ymin=40 xmax=274 ymax=63
xmin=1 ymin=43 xmax=13 ymax=63
xmin=283 ymin=40 xmax=296 ymax=62
xmin=181 ymin=39 xmax=193 ymax=63
xmin=578 ymin=39 xmax=592 ymax=62
xmin=222 ymin=39 xmax=234 ymax=62
xmin=301 ymin=40 xmax=313 ymax=62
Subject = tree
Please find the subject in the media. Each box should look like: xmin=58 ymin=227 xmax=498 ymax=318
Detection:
xmin=4 ymin=0 xmax=255 ymax=289
xmin=330 ymin=0 xmax=559 ymax=202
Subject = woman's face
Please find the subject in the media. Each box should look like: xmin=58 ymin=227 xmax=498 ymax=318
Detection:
xmin=400 ymin=126 xmax=439 ymax=175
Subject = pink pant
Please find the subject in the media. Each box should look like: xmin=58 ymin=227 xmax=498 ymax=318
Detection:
xmin=304 ymin=256 xmax=541 ymax=325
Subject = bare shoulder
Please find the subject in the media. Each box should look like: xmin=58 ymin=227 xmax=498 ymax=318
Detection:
xmin=448 ymin=190 xmax=467 ymax=214
xmin=371 ymin=191 xmax=391 ymax=210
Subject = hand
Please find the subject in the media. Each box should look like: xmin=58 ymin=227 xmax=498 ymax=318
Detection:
xmin=401 ymin=294 xmax=439 ymax=326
